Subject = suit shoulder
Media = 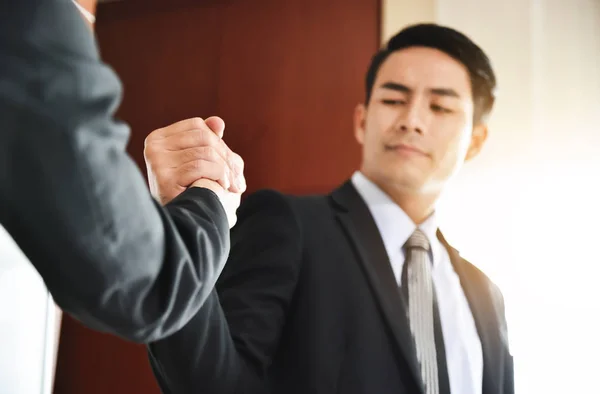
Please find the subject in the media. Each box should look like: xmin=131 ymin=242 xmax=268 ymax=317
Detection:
xmin=240 ymin=188 xmax=291 ymax=207
xmin=227 ymin=189 xmax=305 ymax=278
xmin=460 ymin=257 xmax=505 ymax=302
xmin=460 ymin=257 xmax=511 ymax=347
xmin=236 ymin=189 xmax=301 ymax=231
xmin=240 ymin=189 xmax=327 ymax=214
xmin=237 ymin=190 xmax=330 ymax=238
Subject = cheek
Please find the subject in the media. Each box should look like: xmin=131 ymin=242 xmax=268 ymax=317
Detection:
xmin=369 ymin=105 xmax=398 ymax=130
xmin=456 ymin=121 xmax=475 ymax=157
xmin=432 ymin=119 xmax=472 ymax=165
xmin=364 ymin=108 xmax=397 ymax=146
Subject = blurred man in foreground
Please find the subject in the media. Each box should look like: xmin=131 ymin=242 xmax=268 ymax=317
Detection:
xmin=0 ymin=0 xmax=245 ymax=343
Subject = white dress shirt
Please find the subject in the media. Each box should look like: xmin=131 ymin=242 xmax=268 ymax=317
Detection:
xmin=351 ymin=171 xmax=483 ymax=394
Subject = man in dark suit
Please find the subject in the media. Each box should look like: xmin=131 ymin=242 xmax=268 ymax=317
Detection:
xmin=147 ymin=24 xmax=513 ymax=394
xmin=0 ymin=0 xmax=246 ymax=343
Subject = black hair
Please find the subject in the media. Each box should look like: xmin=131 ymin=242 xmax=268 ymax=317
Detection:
xmin=365 ymin=23 xmax=497 ymax=124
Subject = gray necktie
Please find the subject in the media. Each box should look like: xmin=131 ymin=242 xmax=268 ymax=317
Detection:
xmin=405 ymin=229 xmax=439 ymax=394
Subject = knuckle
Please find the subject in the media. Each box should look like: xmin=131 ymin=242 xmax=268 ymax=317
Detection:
xmin=186 ymin=160 xmax=200 ymax=171
xmin=203 ymin=133 xmax=214 ymax=148
xmin=190 ymin=159 xmax=207 ymax=171
xmin=235 ymin=154 xmax=245 ymax=170
xmin=144 ymin=142 xmax=169 ymax=164
xmin=144 ymin=136 xmax=152 ymax=149
xmin=205 ymin=146 xmax=218 ymax=161
xmin=181 ymin=147 xmax=199 ymax=162
xmin=190 ymin=129 xmax=206 ymax=147
xmin=145 ymin=128 xmax=166 ymax=146
xmin=190 ymin=117 xmax=206 ymax=130
xmin=145 ymin=129 xmax=161 ymax=144
xmin=143 ymin=144 xmax=157 ymax=161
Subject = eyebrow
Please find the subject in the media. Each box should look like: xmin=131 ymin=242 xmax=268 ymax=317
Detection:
xmin=379 ymin=82 xmax=461 ymax=98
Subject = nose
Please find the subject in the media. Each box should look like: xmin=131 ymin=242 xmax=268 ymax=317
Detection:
xmin=395 ymin=98 xmax=426 ymax=135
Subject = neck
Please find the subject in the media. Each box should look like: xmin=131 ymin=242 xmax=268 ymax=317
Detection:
xmin=388 ymin=191 xmax=437 ymax=225
xmin=363 ymin=173 xmax=439 ymax=225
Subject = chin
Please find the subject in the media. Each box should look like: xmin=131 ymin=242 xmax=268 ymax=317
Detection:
xmin=380 ymin=172 xmax=425 ymax=194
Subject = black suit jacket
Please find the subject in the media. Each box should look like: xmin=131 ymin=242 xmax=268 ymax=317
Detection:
xmin=0 ymin=0 xmax=230 ymax=343
xmin=149 ymin=182 xmax=514 ymax=394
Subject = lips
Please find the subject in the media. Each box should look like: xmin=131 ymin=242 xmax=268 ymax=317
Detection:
xmin=384 ymin=143 xmax=428 ymax=157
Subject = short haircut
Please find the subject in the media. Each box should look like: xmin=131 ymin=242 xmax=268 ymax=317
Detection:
xmin=365 ymin=23 xmax=497 ymax=124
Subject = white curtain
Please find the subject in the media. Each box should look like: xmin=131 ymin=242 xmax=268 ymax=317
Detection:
xmin=383 ymin=1 xmax=600 ymax=392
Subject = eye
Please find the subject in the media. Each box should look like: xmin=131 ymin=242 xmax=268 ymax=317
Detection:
xmin=381 ymin=99 xmax=406 ymax=106
xmin=431 ymin=104 xmax=453 ymax=114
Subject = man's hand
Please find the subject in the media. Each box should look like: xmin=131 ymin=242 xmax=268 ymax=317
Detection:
xmin=191 ymin=179 xmax=242 ymax=228
xmin=144 ymin=117 xmax=246 ymax=227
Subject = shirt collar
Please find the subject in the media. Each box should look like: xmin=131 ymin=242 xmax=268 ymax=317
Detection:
xmin=350 ymin=171 xmax=442 ymax=266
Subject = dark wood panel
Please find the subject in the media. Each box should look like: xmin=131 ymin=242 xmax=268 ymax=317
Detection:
xmin=96 ymin=2 xmax=224 ymax=164
xmin=54 ymin=1 xmax=379 ymax=393
xmin=217 ymin=0 xmax=376 ymax=193
xmin=54 ymin=318 xmax=159 ymax=394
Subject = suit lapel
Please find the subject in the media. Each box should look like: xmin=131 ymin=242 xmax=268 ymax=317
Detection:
xmin=332 ymin=181 xmax=424 ymax=393
xmin=438 ymin=231 xmax=504 ymax=394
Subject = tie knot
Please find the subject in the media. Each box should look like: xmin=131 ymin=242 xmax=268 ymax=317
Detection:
xmin=405 ymin=229 xmax=430 ymax=251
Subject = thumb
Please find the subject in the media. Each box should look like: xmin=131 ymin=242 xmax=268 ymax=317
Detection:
xmin=205 ymin=116 xmax=225 ymax=138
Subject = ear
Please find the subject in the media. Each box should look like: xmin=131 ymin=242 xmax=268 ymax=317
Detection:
xmin=465 ymin=123 xmax=488 ymax=161
xmin=354 ymin=104 xmax=367 ymax=145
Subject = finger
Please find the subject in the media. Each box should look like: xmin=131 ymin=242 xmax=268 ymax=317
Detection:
xmin=227 ymin=151 xmax=246 ymax=193
xmin=182 ymin=161 xmax=230 ymax=190
xmin=228 ymin=173 xmax=247 ymax=194
xmin=219 ymin=138 xmax=240 ymax=176
xmin=224 ymin=151 xmax=245 ymax=193
xmin=203 ymin=136 xmax=237 ymax=187
xmin=164 ymin=136 xmax=237 ymax=191
xmin=177 ymin=158 xmax=230 ymax=190
xmin=170 ymin=144 xmax=237 ymax=190
xmin=155 ymin=117 xmax=210 ymax=138
xmin=163 ymin=129 xmax=226 ymax=154
xmin=204 ymin=116 xmax=225 ymax=139
xmin=221 ymin=153 xmax=240 ymax=192
xmin=172 ymin=146 xmax=228 ymax=168
xmin=230 ymin=151 xmax=244 ymax=175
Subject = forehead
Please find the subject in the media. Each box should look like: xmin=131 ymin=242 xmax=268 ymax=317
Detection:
xmin=375 ymin=47 xmax=472 ymax=98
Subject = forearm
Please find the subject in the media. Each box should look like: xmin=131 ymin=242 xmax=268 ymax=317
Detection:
xmin=148 ymin=190 xmax=304 ymax=392
xmin=148 ymin=292 xmax=253 ymax=394
xmin=0 ymin=0 xmax=230 ymax=342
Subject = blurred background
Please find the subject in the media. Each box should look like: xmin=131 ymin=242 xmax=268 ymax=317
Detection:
xmin=1 ymin=0 xmax=598 ymax=392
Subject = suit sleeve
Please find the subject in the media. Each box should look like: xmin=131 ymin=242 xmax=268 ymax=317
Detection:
xmin=0 ymin=0 xmax=230 ymax=343
xmin=148 ymin=190 xmax=304 ymax=394
xmin=498 ymin=291 xmax=514 ymax=394
xmin=490 ymin=282 xmax=514 ymax=394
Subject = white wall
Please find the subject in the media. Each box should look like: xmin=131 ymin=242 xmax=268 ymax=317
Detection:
xmin=381 ymin=0 xmax=436 ymax=41
xmin=0 ymin=226 xmax=60 ymax=394
xmin=383 ymin=1 xmax=600 ymax=392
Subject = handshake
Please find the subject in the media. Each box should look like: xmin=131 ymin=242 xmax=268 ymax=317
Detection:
xmin=144 ymin=116 xmax=246 ymax=228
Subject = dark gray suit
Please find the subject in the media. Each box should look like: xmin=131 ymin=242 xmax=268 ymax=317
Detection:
xmin=0 ymin=0 xmax=230 ymax=343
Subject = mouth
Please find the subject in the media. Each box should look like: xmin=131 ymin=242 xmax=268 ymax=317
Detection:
xmin=384 ymin=143 xmax=428 ymax=157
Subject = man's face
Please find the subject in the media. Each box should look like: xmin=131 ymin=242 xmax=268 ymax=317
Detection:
xmin=355 ymin=46 xmax=487 ymax=196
